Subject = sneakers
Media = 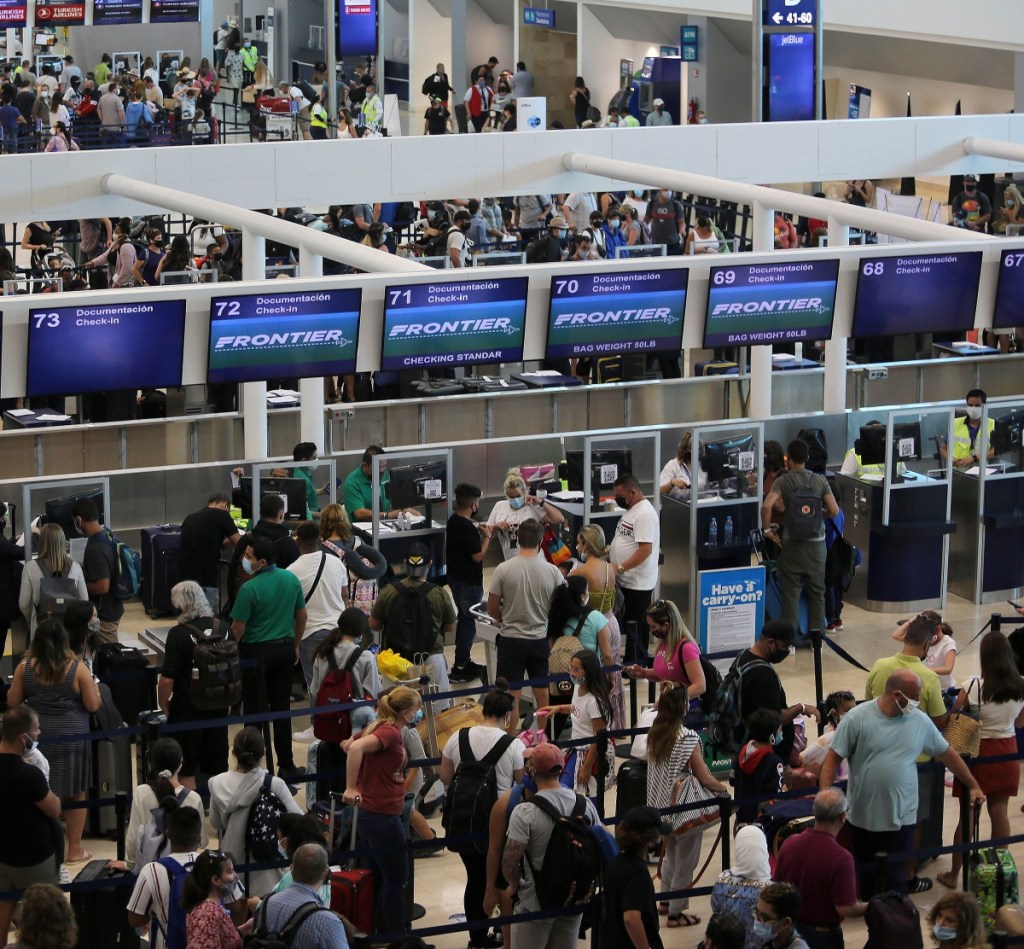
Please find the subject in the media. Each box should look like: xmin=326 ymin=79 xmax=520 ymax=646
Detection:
xmin=293 ymin=726 xmax=315 ymax=743
xmin=449 ymin=661 xmax=486 ymax=683
xmin=59 ymin=865 xmax=71 ymax=885
xmin=279 ymin=765 xmax=307 ymax=795
xmin=826 ymin=620 xmax=844 ymax=632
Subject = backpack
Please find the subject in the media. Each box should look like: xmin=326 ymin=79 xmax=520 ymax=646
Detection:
xmin=526 ymin=235 xmax=550 ymax=264
xmin=636 ymin=216 xmax=654 ymax=245
xmin=185 ymin=620 xmax=242 ymax=710
xmin=696 ymin=653 xmax=723 ymax=717
xmin=442 ymin=729 xmax=515 ymax=855
xmin=782 ymin=471 xmax=825 ymax=542
xmin=864 ymin=891 xmax=924 ymax=949
xmin=35 ymin=561 xmax=81 ymax=622
xmin=824 ymin=525 xmax=860 ymax=592
xmin=383 ymin=580 xmax=436 ymax=660
xmin=312 ymin=647 xmax=364 ymax=743
xmin=246 ymin=772 xmax=288 ymax=862
xmin=247 ymin=894 xmax=334 ymax=949
xmin=152 ymin=855 xmax=193 ymax=949
xmin=706 ymin=657 xmax=773 ymax=755
xmin=586 ymin=103 xmax=601 ymax=123
xmin=135 ymin=785 xmax=190 ymax=871
xmin=103 ymin=530 xmax=142 ymax=599
xmin=527 ymin=793 xmax=603 ymax=908
xmin=797 ymin=427 xmax=829 ymax=473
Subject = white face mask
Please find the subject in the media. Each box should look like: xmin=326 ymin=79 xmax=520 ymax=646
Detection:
xmin=898 ymin=693 xmax=920 ymax=715
xmin=966 ymin=405 xmax=983 ymax=421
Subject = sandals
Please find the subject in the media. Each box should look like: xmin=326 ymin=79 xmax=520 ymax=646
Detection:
xmin=658 ymin=902 xmax=669 ymax=916
xmin=907 ymin=876 xmax=933 ymax=893
xmin=937 ymin=871 xmax=960 ymax=889
xmin=666 ymin=912 xmax=701 ymax=928
xmin=64 ymin=850 xmax=94 ymax=866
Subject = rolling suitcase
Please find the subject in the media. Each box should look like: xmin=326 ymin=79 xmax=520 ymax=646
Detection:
xmin=94 ymin=643 xmax=155 ymax=729
xmin=970 ymin=802 xmax=1019 ymax=930
xmin=141 ymin=524 xmax=181 ymax=617
xmin=615 ymin=758 xmax=647 ymax=819
xmin=329 ymin=794 xmax=376 ymax=938
xmin=89 ymin=728 xmax=134 ymax=837
xmin=74 ymin=793 xmax=140 ymax=947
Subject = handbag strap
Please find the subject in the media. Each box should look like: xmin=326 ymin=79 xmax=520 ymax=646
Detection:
xmin=304 ymin=553 xmax=327 ymax=604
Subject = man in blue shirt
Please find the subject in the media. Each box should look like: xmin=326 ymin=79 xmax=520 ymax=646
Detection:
xmin=261 ymin=844 xmax=348 ymax=948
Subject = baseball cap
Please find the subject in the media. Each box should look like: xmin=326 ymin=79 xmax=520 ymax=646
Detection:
xmin=653 ymin=97 xmax=664 ymax=107
xmin=529 ymin=743 xmax=565 ymax=775
xmin=964 ymin=173 xmax=978 ymax=182
xmin=760 ymin=618 xmax=797 ymax=644
xmin=621 ymin=806 xmax=672 ymax=835
xmin=405 ymin=543 xmax=431 ymax=578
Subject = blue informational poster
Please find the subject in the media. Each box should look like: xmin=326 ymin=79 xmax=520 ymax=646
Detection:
xmin=697 ymin=565 xmax=766 ymax=659
xmin=704 ymin=259 xmax=839 ymax=347
xmin=852 ymin=252 xmax=983 ymax=337
xmin=381 ymin=277 xmax=528 ymax=370
xmin=546 ymin=268 xmax=687 ymax=359
xmin=208 ymin=289 xmax=362 ymax=384
xmin=27 ymin=301 xmax=186 ymax=396
xmin=337 ymin=0 xmax=379 ymax=58
xmin=993 ymin=249 xmax=1024 ymax=329
xmin=92 ymin=0 xmax=142 ymax=22
xmin=765 ymin=33 xmax=815 ymax=122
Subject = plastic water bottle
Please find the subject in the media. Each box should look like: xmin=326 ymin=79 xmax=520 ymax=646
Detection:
xmin=724 ymin=516 xmax=734 ymax=546
xmin=708 ymin=517 xmax=718 ymax=547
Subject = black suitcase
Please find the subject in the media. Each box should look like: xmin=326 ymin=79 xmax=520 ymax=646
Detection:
xmin=615 ymin=758 xmax=648 ymax=818
xmin=141 ymin=524 xmax=181 ymax=617
xmin=74 ymin=793 xmax=140 ymax=948
xmin=94 ymin=643 xmax=155 ymax=730
xmin=89 ymin=730 xmax=133 ymax=837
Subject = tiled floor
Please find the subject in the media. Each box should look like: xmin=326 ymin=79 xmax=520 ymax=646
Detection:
xmin=68 ymin=590 xmax=1022 ymax=948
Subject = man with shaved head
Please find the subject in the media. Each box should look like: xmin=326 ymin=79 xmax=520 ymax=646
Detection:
xmin=820 ymin=669 xmax=985 ymax=898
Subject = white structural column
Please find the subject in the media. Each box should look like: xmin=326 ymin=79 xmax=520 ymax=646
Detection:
xmin=823 ymin=218 xmax=851 ymax=413
xmin=241 ymin=230 xmax=269 ymax=460
xmin=298 ymin=248 xmax=326 ymax=448
xmin=748 ymin=202 xmax=775 ymax=420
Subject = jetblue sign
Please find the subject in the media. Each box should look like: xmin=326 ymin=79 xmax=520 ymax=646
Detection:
xmin=523 ymin=7 xmax=555 ymax=27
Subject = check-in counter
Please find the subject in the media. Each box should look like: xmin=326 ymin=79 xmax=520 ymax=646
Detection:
xmin=837 ymin=472 xmax=955 ymax=612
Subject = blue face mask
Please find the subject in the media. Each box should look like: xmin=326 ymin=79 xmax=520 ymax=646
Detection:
xmin=508 ymin=496 xmax=526 ymax=510
xmin=277 ymin=840 xmax=288 ymax=860
xmin=521 ymin=772 xmax=538 ymax=794
xmin=412 ymin=709 xmax=424 ymax=725
xmin=241 ymin=557 xmax=254 ymax=575
xmin=933 ymin=924 xmax=958 ymax=942
xmin=751 ymin=919 xmax=776 ymax=941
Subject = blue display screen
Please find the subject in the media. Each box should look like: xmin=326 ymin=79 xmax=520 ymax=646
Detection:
xmin=381 ymin=277 xmax=528 ymax=370
xmin=546 ymin=268 xmax=687 ymax=359
xmin=208 ymin=289 xmax=362 ymax=384
xmin=27 ymin=301 xmax=186 ymax=396
xmin=704 ymin=259 xmax=839 ymax=347
xmin=337 ymin=0 xmax=379 ymax=58
xmin=993 ymin=248 xmax=1024 ymax=329
xmin=852 ymin=253 xmax=983 ymax=338
xmin=149 ymin=0 xmax=198 ymax=21
xmin=765 ymin=33 xmax=815 ymax=122
xmin=92 ymin=0 xmax=141 ymax=21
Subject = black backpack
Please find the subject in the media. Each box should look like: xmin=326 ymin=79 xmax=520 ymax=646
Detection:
xmin=185 ymin=620 xmax=241 ymax=710
xmin=527 ymin=793 xmax=602 ymax=909
xmin=247 ymin=894 xmax=334 ymax=949
xmin=797 ymin=427 xmax=829 ymax=473
xmin=526 ymin=236 xmax=550 ymax=264
xmin=864 ymin=892 xmax=924 ymax=949
xmin=383 ymin=580 xmax=436 ymax=660
xmin=706 ymin=657 xmax=773 ymax=754
xmin=36 ymin=562 xmax=82 ymax=622
xmin=782 ymin=470 xmax=825 ymax=542
xmin=442 ymin=730 xmax=515 ymax=855
xmin=245 ymin=772 xmax=288 ymax=862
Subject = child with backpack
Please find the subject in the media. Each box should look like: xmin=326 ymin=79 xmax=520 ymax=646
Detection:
xmin=180 ymin=849 xmax=243 ymax=949
xmin=111 ymin=737 xmax=207 ymax=874
xmin=440 ymin=680 xmax=524 ymax=949
xmin=732 ymin=709 xmax=785 ymax=825
xmin=126 ymin=805 xmax=205 ymax=949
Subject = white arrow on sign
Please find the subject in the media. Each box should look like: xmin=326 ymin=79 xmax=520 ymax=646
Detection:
xmin=772 ymin=11 xmax=782 ymax=23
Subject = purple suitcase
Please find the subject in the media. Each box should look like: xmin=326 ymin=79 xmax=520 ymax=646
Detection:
xmin=141 ymin=524 xmax=181 ymax=617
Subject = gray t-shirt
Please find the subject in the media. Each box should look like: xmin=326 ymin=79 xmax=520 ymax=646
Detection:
xmin=489 ymin=554 xmax=564 ymax=639
xmin=507 ymin=787 xmax=600 ymax=911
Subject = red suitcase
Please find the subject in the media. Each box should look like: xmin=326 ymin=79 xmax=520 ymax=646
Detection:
xmin=329 ymin=794 xmax=376 ymax=938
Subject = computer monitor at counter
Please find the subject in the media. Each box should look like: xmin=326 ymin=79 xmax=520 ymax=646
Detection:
xmin=385 ymin=461 xmax=447 ymax=511
xmin=235 ymin=477 xmax=308 ymax=522
xmin=564 ymin=449 xmax=633 ymax=512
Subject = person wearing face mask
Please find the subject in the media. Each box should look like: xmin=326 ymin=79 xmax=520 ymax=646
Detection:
xmin=262 ymin=814 xmax=332 ymax=905
xmin=644 ymin=188 xmax=686 ymax=255
xmin=487 ymin=468 xmax=565 ymax=561
xmin=733 ymin=708 xmax=785 ymax=825
xmin=774 ymin=788 xmax=865 ymax=949
xmin=951 ymin=173 xmax=991 ymax=232
xmin=181 ymin=849 xmax=245 ymax=949
xmin=441 ymin=682 xmax=524 ymax=949
xmin=939 ymin=388 xmax=996 ymax=469
xmin=645 ymin=97 xmax=673 ymax=127
xmin=131 ymin=227 xmax=165 ymax=286
xmin=601 ymin=209 xmax=628 ymax=257
xmin=0 ymin=704 xmax=62 ymax=946
xmin=448 ymin=208 xmax=474 ymax=267
xmin=730 ymin=619 xmax=820 ymax=770
xmin=446 ymin=483 xmax=492 ymax=683
xmin=926 ymin=892 xmax=987 ymax=949
xmin=798 ymin=690 xmax=855 ymax=780
xmin=626 ymin=598 xmax=705 ymax=702
xmin=685 ymin=214 xmax=725 ymax=255
xmin=820 ymin=668 xmax=984 ymax=899
xmin=342 ymin=686 xmax=421 ymax=934
xmin=710 ymin=825 xmax=772 ymax=949
xmin=609 ymin=474 xmax=661 ymax=660
xmin=240 ymin=38 xmax=259 ymax=87
xmin=67 ymin=497 xmax=123 ymax=643
xmin=18 ymin=522 xmax=88 ymax=637
xmin=751 ymin=883 xmax=810 ymax=949
xmin=465 ymin=74 xmax=493 ymax=133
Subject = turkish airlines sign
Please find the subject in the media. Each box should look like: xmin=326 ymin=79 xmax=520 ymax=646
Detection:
xmin=35 ymin=0 xmax=85 ymax=24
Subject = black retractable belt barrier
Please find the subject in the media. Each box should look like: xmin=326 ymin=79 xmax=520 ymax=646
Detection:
xmin=961 ymin=791 xmax=975 ymax=891
xmin=255 ymin=655 xmax=275 ymax=775
xmin=719 ymin=797 xmax=733 ymax=870
xmin=811 ymin=630 xmax=824 ymax=737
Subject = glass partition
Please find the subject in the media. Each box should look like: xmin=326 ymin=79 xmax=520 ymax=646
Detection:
xmin=248 ymin=457 xmax=338 ymax=525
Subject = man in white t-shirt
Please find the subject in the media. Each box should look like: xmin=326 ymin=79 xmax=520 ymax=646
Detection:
xmin=488 ymin=519 xmax=564 ymax=724
xmin=559 ymin=192 xmax=598 ymax=231
xmin=287 ymin=521 xmax=348 ymax=690
xmin=609 ymin=473 xmax=660 ymax=660
xmin=127 ymin=806 xmax=203 ymax=949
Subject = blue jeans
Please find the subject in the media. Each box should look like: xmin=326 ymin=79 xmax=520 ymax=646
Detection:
xmin=447 ymin=576 xmax=483 ymax=667
xmin=358 ymin=808 xmax=408 ymax=935
xmin=299 ymin=628 xmax=331 ymax=690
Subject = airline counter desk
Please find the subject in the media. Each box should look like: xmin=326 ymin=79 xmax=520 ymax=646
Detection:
xmin=835 ymin=473 xmax=955 ymax=613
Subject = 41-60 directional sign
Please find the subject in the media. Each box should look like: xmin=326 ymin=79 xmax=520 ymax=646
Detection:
xmin=763 ymin=0 xmax=816 ymax=28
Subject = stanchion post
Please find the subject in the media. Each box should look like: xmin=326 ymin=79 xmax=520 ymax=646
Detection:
xmin=718 ymin=797 xmax=732 ymax=871
xmin=873 ymin=851 xmax=888 ymax=896
xmin=961 ymin=794 xmax=975 ymax=892
xmin=596 ymin=733 xmax=608 ymax=823
xmin=992 ymin=613 xmax=1003 ymax=634
xmin=255 ymin=656 xmax=275 ymax=775
xmin=115 ymin=791 xmax=129 ymax=862
xmin=811 ymin=629 xmax=824 ymax=736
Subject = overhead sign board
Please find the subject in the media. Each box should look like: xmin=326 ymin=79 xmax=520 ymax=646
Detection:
xmin=763 ymin=0 xmax=816 ymax=28
xmin=523 ymin=7 xmax=555 ymax=27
